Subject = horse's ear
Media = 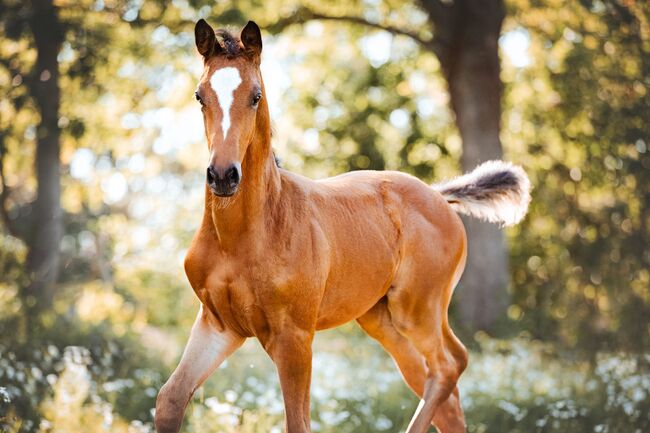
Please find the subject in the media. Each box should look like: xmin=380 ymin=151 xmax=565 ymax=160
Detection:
xmin=195 ymin=19 xmax=220 ymax=58
xmin=241 ymin=21 xmax=262 ymax=58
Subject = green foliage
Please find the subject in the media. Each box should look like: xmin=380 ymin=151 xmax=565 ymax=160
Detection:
xmin=504 ymin=0 xmax=650 ymax=353
xmin=273 ymin=20 xmax=459 ymax=181
xmin=0 ymin=307 xmax=165 ymax=431
xmin=460 ymin=337 xmax=650 ymax=432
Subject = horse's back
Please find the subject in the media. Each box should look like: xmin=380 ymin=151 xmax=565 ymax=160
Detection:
xmin=312 ymin=170 xmax=464 ymax=241
xmin=289 ymin=168 xmax=465 ymax=262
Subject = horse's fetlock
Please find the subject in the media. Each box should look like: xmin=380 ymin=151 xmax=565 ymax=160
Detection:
xmin=155 ymin=381 xmax=191 ymax=433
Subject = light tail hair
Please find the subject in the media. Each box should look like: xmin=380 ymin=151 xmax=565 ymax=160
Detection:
xmin=432 ymin=160 xmax=531 ymax=227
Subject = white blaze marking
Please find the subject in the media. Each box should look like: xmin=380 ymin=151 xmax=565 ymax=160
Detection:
xmin=210 ymin=67 xmax=242 ymax=140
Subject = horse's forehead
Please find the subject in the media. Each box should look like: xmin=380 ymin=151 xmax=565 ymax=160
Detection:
xmin=202 ymin=60 xmax=253 ymax=88
xmin=209 ymin=66 xmax=243 ymax=96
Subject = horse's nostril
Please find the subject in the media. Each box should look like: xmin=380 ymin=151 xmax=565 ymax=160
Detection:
xmin=225 ymin=165 xmax=240 ymax=185
xmin=207 ymin=163 xmax=240 ymax=195
xmin=207 ymin=166 xmax=216 ymax=184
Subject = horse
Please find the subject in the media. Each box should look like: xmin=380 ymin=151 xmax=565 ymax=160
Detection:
xmin=154 ymin=19 xmax=531 ymax=433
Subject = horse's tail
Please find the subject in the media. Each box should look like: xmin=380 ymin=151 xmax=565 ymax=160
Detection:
xmin=432 ymin=160 xmax=531 ymax=227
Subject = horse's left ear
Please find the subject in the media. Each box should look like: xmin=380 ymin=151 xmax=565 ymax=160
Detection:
xmin=241 ymin=21 xmax=262 ymax=58
xmin=195 ymin=19 xmax=217 ymax=58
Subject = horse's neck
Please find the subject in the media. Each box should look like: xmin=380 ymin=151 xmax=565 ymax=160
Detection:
xmin=208 ymin=135 xmax=281 ymax=248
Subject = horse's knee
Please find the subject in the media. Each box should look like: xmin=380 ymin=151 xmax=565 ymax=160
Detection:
xmin=454 ymin=345 xmax=468 ymax=376
xmin=155 ymin=381 xmax=191 ymax=433
xmin=423 ymin=342 xmax=467 ymax=398
xmin=435 ymin=349 xmax=467 ymax=388
xmin=446 ymin=333 xmax=468 ymax=377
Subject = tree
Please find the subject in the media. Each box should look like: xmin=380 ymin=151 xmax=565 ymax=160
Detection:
xmin=24 ymin=0 xmax=64 ymax=309
xmin=0 ymin=0 xmax=64 ymax=309
xmin=421 ymin=0 xmax=509 ymax=331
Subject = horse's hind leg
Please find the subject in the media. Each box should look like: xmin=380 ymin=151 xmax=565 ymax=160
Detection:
xmin=396 ymin=302 xmax=467 ymax=433
xmin=357 ymin=299 xmax=466 ymax=433
xmin=401 ymin=325 xmax=467 ymax=433
xmin=357 ymin=298 xmax=426 ymax=393
xmin=384 ymin=238 xmax=468 ymax=433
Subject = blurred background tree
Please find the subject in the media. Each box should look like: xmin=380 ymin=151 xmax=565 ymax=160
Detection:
xmin=0 ymin=0 xmax=648 ymax=432
xmin=506 ymin=0 xmax=650 ymax=353
xmin=1 ymin=0 xmax=65 ymax=312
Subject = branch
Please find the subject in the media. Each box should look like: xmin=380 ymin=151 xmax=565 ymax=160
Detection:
xmin=266 ymin=7 xmax=443 ymax=57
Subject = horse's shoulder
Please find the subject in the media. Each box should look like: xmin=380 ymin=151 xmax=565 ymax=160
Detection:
xmin=183 ymin=224 xmax=218 ymax=290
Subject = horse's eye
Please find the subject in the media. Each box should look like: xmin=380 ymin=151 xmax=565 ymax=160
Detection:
xmin=252 ymin=93 xmax=262 ymax=106
xmin=195 ymin=92 xmax=204 ymax=105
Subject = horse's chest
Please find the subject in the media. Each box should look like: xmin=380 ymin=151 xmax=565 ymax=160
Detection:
xmin=189 ymin=257 xmax=291 ymax=338
xmin=184 ymin=224 xmax=326 ymax=337
xmin=197 ymin=266 xmax=256 ymax=336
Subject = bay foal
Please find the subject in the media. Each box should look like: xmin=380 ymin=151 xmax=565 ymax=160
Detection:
xmin=155 ymin=19 xmax=530 ymax=433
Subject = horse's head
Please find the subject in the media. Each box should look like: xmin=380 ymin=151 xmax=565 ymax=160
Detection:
xmin=194 ymin=19 xmax=265 ymax=197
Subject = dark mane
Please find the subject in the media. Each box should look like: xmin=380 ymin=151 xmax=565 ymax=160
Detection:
xmin=215 ymin=29 xmax=243 ymax=58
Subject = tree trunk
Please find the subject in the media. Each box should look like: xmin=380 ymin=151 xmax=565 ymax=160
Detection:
xmin=420 ymin=0 xmax=508 ymax=331
xmin=24 ymin=0 xmax=63 ymax=309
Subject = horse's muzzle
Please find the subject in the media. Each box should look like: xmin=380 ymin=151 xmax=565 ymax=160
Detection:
xmin=207 ymin=163 xmax=241 ymax=197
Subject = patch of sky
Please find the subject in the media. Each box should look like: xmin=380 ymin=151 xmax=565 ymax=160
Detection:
xmin=260 ymin=37 xmax=293 ymax=120
xmin=303 ymin=129 xmax=320 ymax=154
xmin=390 ymin=108 xmax=410 ymax=129
xmin=101 ymin=172 xmax=128 ymax=204
xmin=416 ymin=96 xmax=436 ymax=118
xmin=69 ymin=148 xmax=95 ymax=182
xmin=122 ymin=0 xmax=142 ymax=22
xmin=120 ymin=112 xmax=141 ymax=130
xmin=359 ymin=31 xmax=393 ymax=68
xmin=57 ymin=42 xmax=75 ymax=63
xmin=500 ymin=28 xmax=531 ymax=68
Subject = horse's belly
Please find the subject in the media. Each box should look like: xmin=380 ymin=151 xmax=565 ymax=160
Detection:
xmin=315 ymin=241 xmax=398 ymax=330
xmin=315 ymin=291 xmax=386 ymax=330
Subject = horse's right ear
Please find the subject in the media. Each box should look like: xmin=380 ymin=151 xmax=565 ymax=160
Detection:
xmin=195 ymin=19 xmax=219 ymax=58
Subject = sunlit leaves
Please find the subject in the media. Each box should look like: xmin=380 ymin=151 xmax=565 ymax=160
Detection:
xmin=504 ymin=0 xmax=650 ymax=352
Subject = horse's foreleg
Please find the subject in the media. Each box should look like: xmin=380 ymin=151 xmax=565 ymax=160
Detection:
xmin=263 ymin=328 xmax=314 ymax=433
xmin=155 ymin=305 xmax=244 ymax=433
